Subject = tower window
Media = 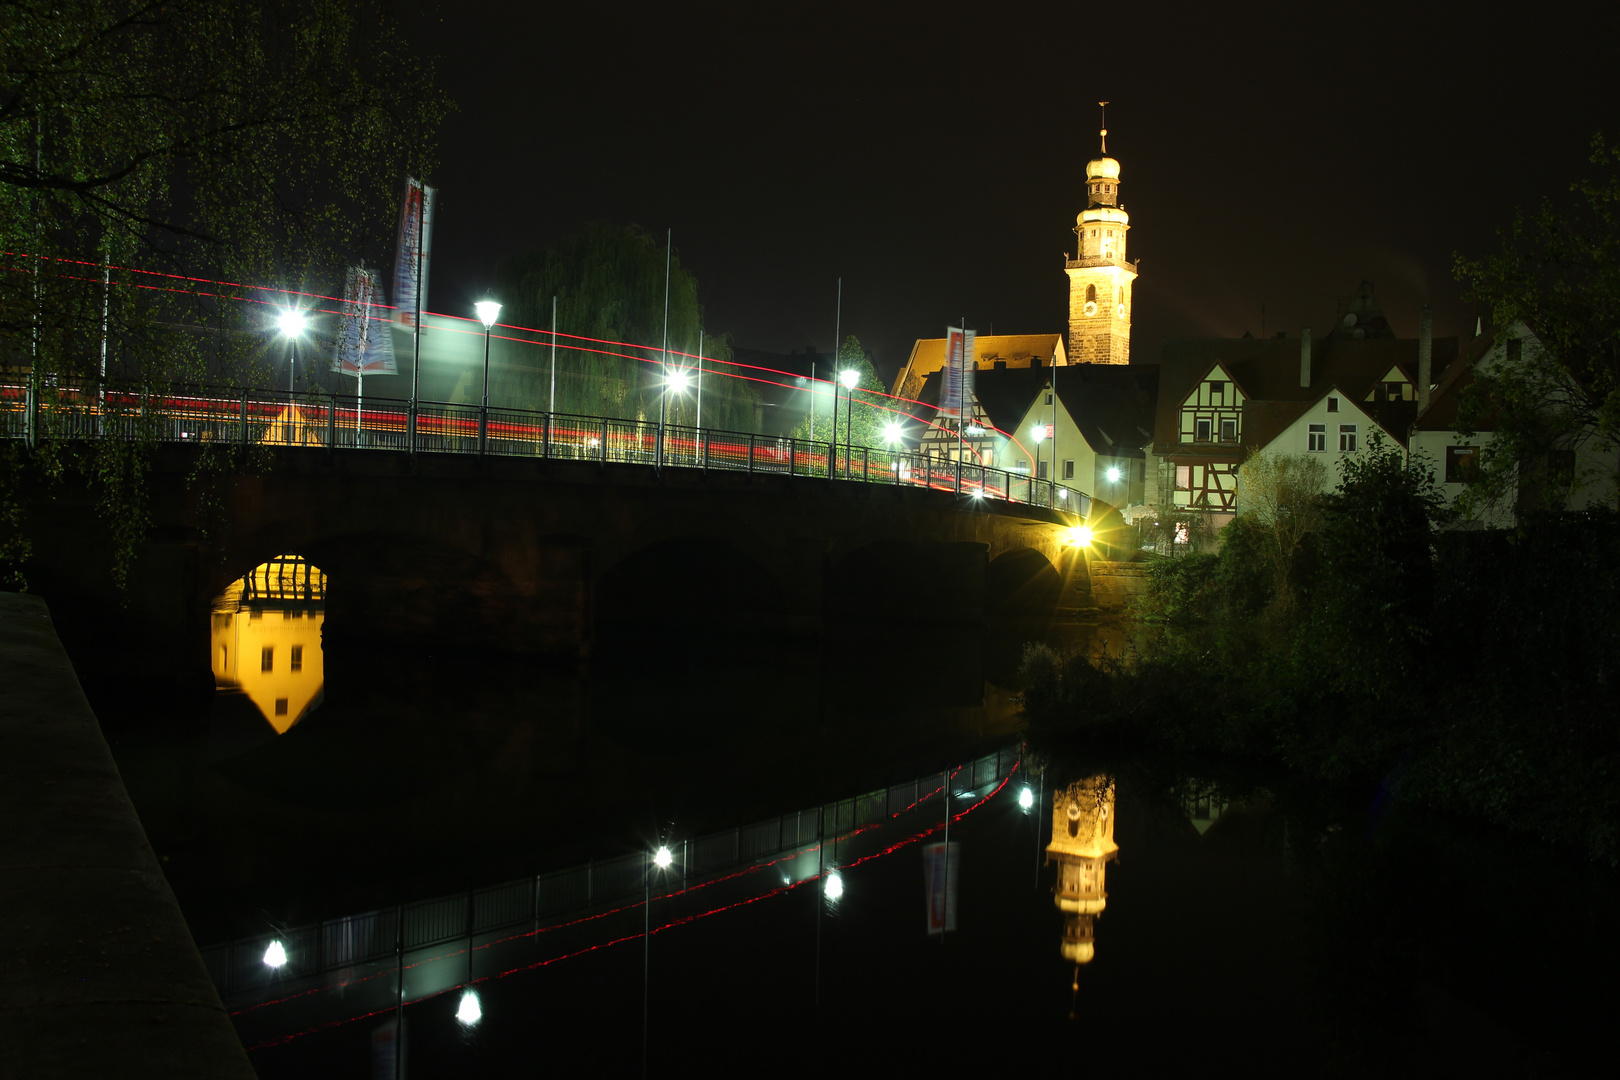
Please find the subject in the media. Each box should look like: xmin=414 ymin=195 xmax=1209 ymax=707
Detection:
xmin=1086 ymin=284 xmax=1096 ymax=303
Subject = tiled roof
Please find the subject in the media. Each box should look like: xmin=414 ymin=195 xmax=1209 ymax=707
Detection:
xmin=893 ymin=333 xmax=1066 ymax=395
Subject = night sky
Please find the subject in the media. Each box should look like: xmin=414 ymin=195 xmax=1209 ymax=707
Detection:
xmin=400 ymin=0 xmax=1619 ymax=382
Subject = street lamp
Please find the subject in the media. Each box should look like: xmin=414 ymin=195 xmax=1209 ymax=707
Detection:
xmin=276 ymin=310 xmax=306 ymax=443
xmin=475 ymin=300 xmax=501 ymax=455
xmin=840 ymin=369 xmax=859 ymax=477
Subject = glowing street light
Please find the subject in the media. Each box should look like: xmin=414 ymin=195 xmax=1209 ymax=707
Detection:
xmin=262 ymin=940 xmax=287 ymax=968
xmin=667 ymin=370 xmax=690 ymax=394
xmin=276 ymin=310 xmax=307 ymax=339
xmin=824 ymin=869 xmax=844 ymax=901
xmin=654 ymin=845 xmax=673 ymax=869
xmin=456 ymin=987 xmax=483 ymax=1026
xmin=1106 ymin=466 xmax=1121 ymax=483
xmin=1019 ymin=786 xmax=1035 ymax=810
xmin=475 ymin=300 xmax=501 ymax=455
xmin=1066 ymin=525 xmax=1094 ymax=547
xmin=839 ymin=369 xmax=860 ymax=477
xmin=274 ymin=310 xmax=307 ymax=441
xmin=883 ymin=421 xmax=903 ymax=446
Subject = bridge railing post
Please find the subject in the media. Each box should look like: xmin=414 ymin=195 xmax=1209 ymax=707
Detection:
xmin=747 ymin=433 xmax=755 ymax=474
xmin=239 ymin=390 xmax=248 ymax=447
xmin=862 ymin=446 xmax=869 ymax=482
xmin=703 ymin=429 xmax=711 ymax=474
xmin=600 ymin=417 xmax=609 ymax=465
xmin=954 ymin=457 xmax=962 ymax=494
xmin=326 ymin=398 xmax=336 ymax=448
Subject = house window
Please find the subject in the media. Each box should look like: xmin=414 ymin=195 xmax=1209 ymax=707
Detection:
xmin=1063 ymin=459 xmax=1075 ymax=480
xmin=1016 ymin=460 xmax=1028 ymax=473
xmin=1045 ymin=392 xmax=1053 ymax=405
xmin=1208 ymin=380 xmax=1225 ymax=402
xmin=1308 ymin=424 xmax=1326 ymax=452
xmin=1339 ymin=424 xmax=1358 ymax=452
xmin=261 ymin=646 xmax=274 ymax=672
xmin=1507 ymin=338 xmax=1523 ymax=363
xmin=290 ymin=645 xmax=303 ymax=673
xmin=1195 ymin=418 xmax=1211 ymax=442
xmin=1219 ymin=418 xmax=1237 ymax=442
xmin=275 ymin=698 xmax=288 ymax=717
xmin=1327 ymin=397 xmax=1339 ymax=413
xmin=1037 ymin=459 xmax=1049 ymax=479
xmin=1175 ymin=465 xmax=1192 ymax=490
xmin=1384 ymin=381 xmax=1404 ymax=401
xmin=1445 ymin=445 xmax=1479 ymax=483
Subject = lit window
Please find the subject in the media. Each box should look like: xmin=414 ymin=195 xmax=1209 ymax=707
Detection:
xmin=1175 ymin=465 xmax=1192 ymax=490
xmin=1196 ymin=418 xmax=1211 ymax=442
xmin=1220 ymin=418 xmax=1237 ymax=441
xmin=1339 ymin=424 xmax=1358 ymax=452
xmin=290 ymin=645 xmax=303 ymax=673
xmin=261 ymin=646 xmax=273 ymax=672
xmin=1308 ymin=424 xmax=1326 ymax=452
xmin=1445 ymin=445 xmax=1479 ymax=483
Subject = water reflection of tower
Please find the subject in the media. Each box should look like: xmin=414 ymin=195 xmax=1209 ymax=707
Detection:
xmin=1046 ymin=777 xmax=1119 ymax=994
xmin=211 ymin=554 xmax=327 ymax=734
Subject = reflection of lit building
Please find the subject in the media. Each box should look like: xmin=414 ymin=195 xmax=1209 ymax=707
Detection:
xmin=1047 ymin=776 xmax=1119 ymax=972
xmin=211 ymin=554 xmax=326 ymax=734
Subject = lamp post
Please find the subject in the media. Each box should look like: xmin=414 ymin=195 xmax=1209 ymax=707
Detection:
xmin=276 ymin=310 xmax=306 ymax=444
xmin=884 ymin=421 xmax=903 ymax=483
xmin=475 ymin=300 xmax=500 ymax=455
xmin=644 ymin=843 xmax=672 ymax=1077
xmin=1031 ymin=424 xmax=1048 ymax=505
xmin=839 ymin=368 xmax=859 ymax=478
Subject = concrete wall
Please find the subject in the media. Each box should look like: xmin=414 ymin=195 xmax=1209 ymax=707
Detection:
xmin=0 ymin=592 xmax=255 ymax=1077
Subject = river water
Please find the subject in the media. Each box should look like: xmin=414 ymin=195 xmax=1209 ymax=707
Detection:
xmin=92 ymin=558 xmax=1615 ymax=1077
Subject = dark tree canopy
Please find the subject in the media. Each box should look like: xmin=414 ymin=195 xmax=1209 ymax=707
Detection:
xmin=1 ymin=0 xmax=446 ymax=588
xmin=1454 ymin=135 xmax=1620 ymax=510
xmin=496 ymin=223 xmax=756 ymax=428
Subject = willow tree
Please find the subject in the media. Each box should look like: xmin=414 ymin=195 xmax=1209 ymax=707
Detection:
xmin=496 ymin=223 xmax=756 ymax=429
xmin=1 ymin=0 xmax=446 ymax=588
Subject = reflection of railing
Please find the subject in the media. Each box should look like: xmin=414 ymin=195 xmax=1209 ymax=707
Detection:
xmin=0 ymin=383 xmax=1092 ymax=519
xmin=199 ymin=745 xmax=1021 ymax=999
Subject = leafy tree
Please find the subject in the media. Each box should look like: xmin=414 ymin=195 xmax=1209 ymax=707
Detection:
xmin=1454 ymin=134 xmax=1620 ymax=512
xmin=1236 ymin=446 xmax=1326 ymax=607
xmin=1 ymin=0 xmax=446 ymax=588
xmin=1303 ymin=434 xmax=1442 ymax=700
xmin=495 ymin=223 xmax=756 ymax=429
xmin=790 ymin=335 xmax=895 ymax=449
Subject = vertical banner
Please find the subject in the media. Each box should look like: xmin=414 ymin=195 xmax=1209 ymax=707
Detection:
xmin=392 ymin=177 xmax=437 ymax=328
xmin=332 ymin=267 xmax=397 ymax=375
xmin=941 ymin=327 xmax=976 ymax=420
xmin=922 ymin=841 xmax=960 ymax=935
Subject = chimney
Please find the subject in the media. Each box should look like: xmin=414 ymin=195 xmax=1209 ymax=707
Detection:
xmin=1299 ymin=328 xmax=1312 ymax=388
xmin=1418 ymin=305 xmax=1432 ymax=413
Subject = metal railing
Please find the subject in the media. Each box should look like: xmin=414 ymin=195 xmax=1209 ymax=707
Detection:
xmin=1 ymin=382 xmax=1092 ymax=518
xmin=199 ymin=745 xmax=1022 ymax=999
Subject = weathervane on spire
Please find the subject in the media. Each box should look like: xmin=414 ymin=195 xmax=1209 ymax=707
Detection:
xmin=1099 ymin=100 xmax=1109 ymax=153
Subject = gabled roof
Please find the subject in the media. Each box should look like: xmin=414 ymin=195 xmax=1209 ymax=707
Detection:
xmin=1053 ymin=364 xmax=1159 ymax=458
xmin=1154 ymin=333 xmax=1457 ymax=454
xmin=1412 ymin=331 xmax=1494 ymax=432
xmin=893 ymin=333 xmax=1066 ymax=395
xmin=915 ymin=363 xmax=1159 ymax=455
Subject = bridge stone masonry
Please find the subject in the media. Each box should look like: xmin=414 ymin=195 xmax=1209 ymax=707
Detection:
xmin=20 ymin=442 xmax=1111 ymax=687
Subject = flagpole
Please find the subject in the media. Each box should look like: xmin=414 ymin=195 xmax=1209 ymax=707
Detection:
xmin=658 ymin=229 xmax=671 ymax=471
xmin=833 ymin=278 xmax=841 ymax=474
xmin=409 ymin=179 xmax=424 ymax=455
xmin=695 ymin=327 xmax=704 ymax=435
xmin=549 ymin=295 xmax=557 ymax=417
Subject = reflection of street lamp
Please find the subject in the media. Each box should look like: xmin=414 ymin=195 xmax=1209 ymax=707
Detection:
xmin=644 ymin=843 xmax=673 ymax=1074
xmin=475 ymin=300 xmax=501 ymax=455
xmin=840 ymin=369 xmax=859 ymax=477
xmin=262 ymin=940 xmax=288 ymax=968
xmin=824 ymin=869 xmax=845 ymax=901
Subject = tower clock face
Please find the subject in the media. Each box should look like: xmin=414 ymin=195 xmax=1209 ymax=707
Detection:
xmin=1084 ymin=301 xmax=1098 ymax=317
xmin=1117 ymin=303 xmax=1125 ymax=318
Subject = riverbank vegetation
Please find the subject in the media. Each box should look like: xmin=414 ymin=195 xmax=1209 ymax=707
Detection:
xmin=1020 ymin=440 xmax=1620 ymax=864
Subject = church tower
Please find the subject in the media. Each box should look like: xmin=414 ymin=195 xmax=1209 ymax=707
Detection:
xmin=1066 ymin=105 xmax=1137 ymax=365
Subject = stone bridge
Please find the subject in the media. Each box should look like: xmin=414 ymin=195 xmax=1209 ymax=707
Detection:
xmin=22 ymin=445 xmax=1113 ymax=684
